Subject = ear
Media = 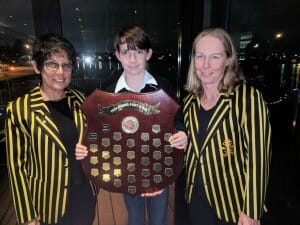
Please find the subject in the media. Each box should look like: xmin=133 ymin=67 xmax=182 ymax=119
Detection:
xmin=146 ymin=48 xmax=153 ymax=61
xmin=32 ymin=61 xmax=41 ymax=74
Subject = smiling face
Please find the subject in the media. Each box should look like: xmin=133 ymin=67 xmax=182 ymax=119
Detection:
xmin=194 ymin=35 xmax=228 ymax=89
xmin=115 ymin=43 xmax=152 ymax=77
xmin=33 ymin=50 xmax=72 ymax=98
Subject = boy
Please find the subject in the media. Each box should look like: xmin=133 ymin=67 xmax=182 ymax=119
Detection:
xmin=76 ymin=25 xmax=187 ymax=225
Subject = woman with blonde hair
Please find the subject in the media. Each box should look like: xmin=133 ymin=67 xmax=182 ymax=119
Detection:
xmin=182 ymin=27 xmax=271 ymax=225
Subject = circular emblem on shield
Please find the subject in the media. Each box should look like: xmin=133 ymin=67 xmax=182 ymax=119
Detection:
xmin=121 ymin=116 xmax=139 ymax=134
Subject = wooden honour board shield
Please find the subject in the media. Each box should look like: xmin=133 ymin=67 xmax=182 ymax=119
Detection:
xmin=80 ymin=89 xmax=184 ymax=195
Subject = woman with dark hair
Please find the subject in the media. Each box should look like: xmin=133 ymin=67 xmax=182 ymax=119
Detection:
xmin=6 ymin=34 xmax=98 ymax=225
xmin=183 ymin=28 xmax=272 ymax=225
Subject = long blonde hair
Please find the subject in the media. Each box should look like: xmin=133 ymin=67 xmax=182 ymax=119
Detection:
xmin=185 ymin=28 xmax=245 ymax=97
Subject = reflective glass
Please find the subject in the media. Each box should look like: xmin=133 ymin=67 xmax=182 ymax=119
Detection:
xmin=0 ymin=0 xmax=35 ymax=79
xmin=60 ymin=0 xmax=180 ymax=89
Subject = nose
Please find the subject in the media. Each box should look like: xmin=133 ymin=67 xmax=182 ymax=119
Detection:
xmin=203 ymin=57 xmax=210 ymax=68
xmin=56 ymin=65 xmax=64 ymax=73
xmin=129 ymin=52 xmax=137 ymax=62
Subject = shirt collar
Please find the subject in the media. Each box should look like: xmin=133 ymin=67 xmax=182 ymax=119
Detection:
xmin=114 ymin=70 xmax=158 ymax=93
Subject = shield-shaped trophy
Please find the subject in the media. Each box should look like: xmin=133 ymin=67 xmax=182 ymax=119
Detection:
xmin=80 ymin=89 xmax=184 ymax=195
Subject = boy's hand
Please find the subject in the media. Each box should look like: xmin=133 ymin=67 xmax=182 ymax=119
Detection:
xmin=141 ymin=189 xmax=164 ymax=197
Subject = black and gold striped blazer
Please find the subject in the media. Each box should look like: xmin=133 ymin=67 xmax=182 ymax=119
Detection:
xmin=5 ymin=86 xmax=97 ymax=224
xmin=183 ymin=83 xmax=272 ymax=223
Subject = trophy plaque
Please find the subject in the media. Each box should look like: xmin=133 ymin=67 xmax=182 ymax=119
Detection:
xmin=80 ymin=89 xmax=184 ymax=195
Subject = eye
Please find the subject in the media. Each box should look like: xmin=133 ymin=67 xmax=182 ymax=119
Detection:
xmin=195 ymin=53 xmax=204 ymax=59
xmin=45 ymin=61 xmax=59 ymax=69
xmin=62 ymin=63 xmax=73 ymax=70
xmin=211 ymin=54 xmax=222 ymax=59
xmin=120 ymin=50 xmax=128 ymax=56
xmin=136 ymin=49 xmax=145 ymax=54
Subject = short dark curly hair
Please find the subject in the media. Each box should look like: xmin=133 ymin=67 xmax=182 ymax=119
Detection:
xmin=32 ymin=34 xmax=77 ymax=72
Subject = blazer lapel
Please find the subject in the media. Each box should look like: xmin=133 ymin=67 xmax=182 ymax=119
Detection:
xmin=184 ymin=94 xmax=202 ymax=160
xmin=65 ymin=89 xmax=85 ymax=140
xmin=200 ymin=93 xmax=232 ymax=154
xmin=29 ymin=86 xmax=67 ymax=155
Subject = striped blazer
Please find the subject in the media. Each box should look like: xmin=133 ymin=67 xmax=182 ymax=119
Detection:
xmin=183 ymin=83 xmax=272 ymax=223
xmin=5 ymin=86 xmax=98 ymax=224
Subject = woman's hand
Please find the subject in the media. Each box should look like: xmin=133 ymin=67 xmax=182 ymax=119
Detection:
xmin=75 ymin=143 xmax=88 ymax=160
xmin=238 ymin=212 xmax=261 ymax=225
xmin=168 ymin=130 xmax=188 ymax=150
xmin=25 ymin=219 xmax=40 ymax=225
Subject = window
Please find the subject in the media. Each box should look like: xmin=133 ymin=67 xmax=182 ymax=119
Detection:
xmin=0 ymin=0 xmax=34 ymax=78
xmin=60 ymin=0 xmax=180 ymax=90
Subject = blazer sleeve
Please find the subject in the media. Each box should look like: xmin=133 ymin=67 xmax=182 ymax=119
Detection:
xmin=241 ymin=86 xmax=272 ymax=219
xmin=5 ymin=96 xmax=38 ymax=224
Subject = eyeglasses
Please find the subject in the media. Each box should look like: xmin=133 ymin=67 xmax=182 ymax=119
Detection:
xmin=119 ymin=49 xmax=146 ymax=58
xmin=44 ymin=61 xmax=73 ymax=72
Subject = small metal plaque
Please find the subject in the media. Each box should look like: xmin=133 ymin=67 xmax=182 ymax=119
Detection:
xmin=102 ymin=151 xmax=110 ymax=159
xmin=128 ymin=175 xmax=136 ymax=183
xmin=102 ymin=138 xmax=110 ymax=147
xmin=152 ymin=124 xmax=161 ymax=134
xmin=113 ymin=145 xmax=122 ymax=154
xmin=101 ymin=123 xmax=110 ymax=132
xmin=103 ymin=174 xmax=110 ymax=182
xmin=141 ymin=157 xmax=150 ymax=166
xmin=128 ymin=186 xmax=136 ymax=195
xmin=114 ymin=169 xmax=122 ymax=177
xmin=141 ymin=145 xmax=150 ymax=154
xmin=88 ymin=133 xmax=97 ymax=141
xmin=113 ymin=132 xmax=122 ymax=141
xmin=153 ymin=175 xmax=162 ymax=183
xmin=141 ymin=132 xmax=150 ymax=142
xmin=127 ymin=139 xmax=135 ymax=148
xmin=102 ymin=163 xmax=110 ymax=171
xmin=164 ymin=157 xmax=173 ymax=166
xmin=90 ymin=144 xmax=98 ymax=153
xmin=90 ymin=156 xmax=99 ymax=165
xmin=153 ymin=151 xmax=162 ymax=160
xmin=113 ymin=157 xmax=121 ymax=166
xmin=142 ymin=179 xmax=150 ymax=188
xmin=153 ymin=163 xmax=162 ymax=172
xmin=114 ymin=179 xmax=122 ymax=188
xmin=142 ymin=169 xmax=150 ymax=177
xmin=91 ymin=168 xmax=99 ymax=177
xmin=164 ymin=145 xmax=173 ymax=154
xmin=127 ymin=151 xmax=135 ymax=160
xmin=127 ymin=163 xmax=135 ymax=172
xmin=164 ymin=168 xmax=174 ymax=177
xmin=164 ymin=133 xmax=172 ymax=142
xmin=152 ymin=138 xmax=161 ymax=147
